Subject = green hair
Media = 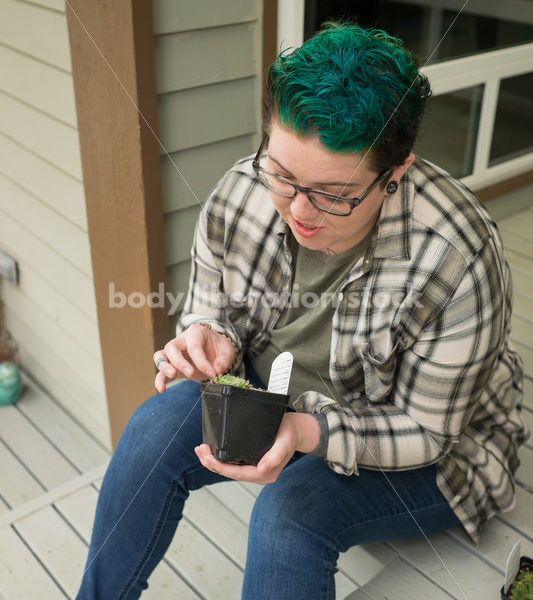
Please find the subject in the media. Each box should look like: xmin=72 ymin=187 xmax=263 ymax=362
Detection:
xmin=265 ymin=21 xmax=431 ymax=171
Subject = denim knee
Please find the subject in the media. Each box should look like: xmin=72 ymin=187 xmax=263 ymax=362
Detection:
xmin=244 ymin=476 xmax=339 ymax=600
xmin=248 ymin=481 xmax=312 ymax=552
xmin=115 ymin=380 xmax=203 ymax=470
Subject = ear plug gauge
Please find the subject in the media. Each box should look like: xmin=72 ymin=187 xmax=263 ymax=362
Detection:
xmin=386 ymin=181 xmax=399 ymax=195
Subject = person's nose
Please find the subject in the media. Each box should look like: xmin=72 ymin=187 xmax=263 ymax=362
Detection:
xmin=291 ymin=190 xmax=321 ymax=221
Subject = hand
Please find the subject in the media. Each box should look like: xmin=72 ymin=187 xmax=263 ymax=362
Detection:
xmin=153 ymin=324 xmax=236 ymax=392
xmin=194 ymin=412 xmax=321 ymax=484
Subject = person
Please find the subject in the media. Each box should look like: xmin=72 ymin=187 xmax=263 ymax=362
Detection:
xmin=77 ymin=22 xmax=529 ymax=599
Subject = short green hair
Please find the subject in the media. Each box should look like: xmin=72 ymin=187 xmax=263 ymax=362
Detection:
xmin=265 ymin=21 xmax=431 ymax=172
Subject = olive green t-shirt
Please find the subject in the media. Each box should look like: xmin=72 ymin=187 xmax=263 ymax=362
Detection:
xmin=251 ymin=232 xmax=370 ymax=405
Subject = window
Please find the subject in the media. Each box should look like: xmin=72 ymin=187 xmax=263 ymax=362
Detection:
xmin=414 ymin=86 xmax=483 ymax=177
xmin=304 ymin=0 xmax=533 ymax=64
xmin=490 ymin=72 xmax=533 ymax=165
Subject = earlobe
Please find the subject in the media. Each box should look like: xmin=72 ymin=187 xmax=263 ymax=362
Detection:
xmin=389 ymin=152 xmax=415 ymax=191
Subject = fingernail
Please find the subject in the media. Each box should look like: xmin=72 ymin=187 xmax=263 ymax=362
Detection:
xmin=184 ymin=366 xmax=193 ymax=376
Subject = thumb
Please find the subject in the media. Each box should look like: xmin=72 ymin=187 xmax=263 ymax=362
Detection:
xmin=211 ymin=342 xmax=232 ymax=375
xmin=257 ymin=443 xmax=286 ymax=473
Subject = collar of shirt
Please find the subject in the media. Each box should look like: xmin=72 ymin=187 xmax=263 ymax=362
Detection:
xmin=373 ymin=175 xmax=414 ymax=261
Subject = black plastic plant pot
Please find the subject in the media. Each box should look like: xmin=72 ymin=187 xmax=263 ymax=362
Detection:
xmin=200 ymin=382 xmax=290 ymax=466
xmin=501 ymin=556 xmax=533 ymax=599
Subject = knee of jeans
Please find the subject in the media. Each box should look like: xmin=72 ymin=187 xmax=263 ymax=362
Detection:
xmin=119 ymin=381 xmax=201 ymax=455
xmin=248 ymin=482 xmax=305 ymax=546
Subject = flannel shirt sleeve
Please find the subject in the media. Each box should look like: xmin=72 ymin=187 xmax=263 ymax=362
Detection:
xmin=175 ymin=177 xmax=245 ymax=375
xmin=295 ymin=240 xmax=507 ymax=476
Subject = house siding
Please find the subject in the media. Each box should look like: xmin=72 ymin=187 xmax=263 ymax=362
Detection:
xmin=0 ymin=0 xmax=108 ymax=448
xmin=153 ymin=0 xmax=264 ymax=333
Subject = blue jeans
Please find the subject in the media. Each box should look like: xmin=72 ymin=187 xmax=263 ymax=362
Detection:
xmin=77 ymin=366 xmax=460 ymax=599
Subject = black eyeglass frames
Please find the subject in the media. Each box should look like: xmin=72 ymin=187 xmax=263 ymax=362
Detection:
xmin=252 ymin=135 xmax=391 ymax=217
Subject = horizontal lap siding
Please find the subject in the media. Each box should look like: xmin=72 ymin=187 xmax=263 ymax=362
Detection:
xmin=0 ymin=0 xmax=108 ymax=447
xmin=0 ymin=0 xmax=71 ymax=70
xmin=155 ymin=23 xmax=257 ymax=94
xmin=152 ymin=0 xmax=258 ymax=34
xmin=153 ymin=0 xmax=263 ymax=334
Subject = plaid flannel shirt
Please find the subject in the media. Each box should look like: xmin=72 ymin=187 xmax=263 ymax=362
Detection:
xmin=176 ymin=154 xmax=529 ymax=543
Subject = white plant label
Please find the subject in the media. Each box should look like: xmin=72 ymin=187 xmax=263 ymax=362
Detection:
xmin=504 ymin=540 xmax=521 ymax=594
xmin=268 ymin=352 xmax=293 ymax=395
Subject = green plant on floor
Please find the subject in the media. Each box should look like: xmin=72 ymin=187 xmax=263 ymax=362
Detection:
xmin=509 ymin=565 xmax=533 ymax=600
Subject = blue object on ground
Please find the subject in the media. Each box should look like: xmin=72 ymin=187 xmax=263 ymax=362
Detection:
xmin=0 ymin=361 xmax=23 ymax=405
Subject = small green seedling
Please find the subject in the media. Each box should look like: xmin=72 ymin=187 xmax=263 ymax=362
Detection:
xmin=509 ymin=566 xmax=533 ymax=600
xmin=210 ymin=374 xmax=254 ymax=388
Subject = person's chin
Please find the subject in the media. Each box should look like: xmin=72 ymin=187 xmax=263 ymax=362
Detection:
xmin=291 ymin=228 xmax=330 ymax=252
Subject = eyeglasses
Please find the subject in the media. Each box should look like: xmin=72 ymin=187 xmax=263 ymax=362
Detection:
xmin=252 ymin=135 xmax=392 ymax=217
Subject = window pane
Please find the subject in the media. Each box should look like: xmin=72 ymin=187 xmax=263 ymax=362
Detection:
xmin=413 ymin=86 xmax=483 ymax=178
xmin=433 ymin=9 xmax=533 ymax=63
xmin=490 ymin=72 xmax=533 ymax=165
xmin=304 ymin=1 xmax=533 ymax=64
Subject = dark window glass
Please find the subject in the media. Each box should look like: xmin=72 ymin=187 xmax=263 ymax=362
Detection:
xmin=304 ymin=1 xmax=533 ymax=64
xmin=413 ymin=86 xmax=483 ymax=178
xmin=490 ymin=72 xmax=533 ymax=165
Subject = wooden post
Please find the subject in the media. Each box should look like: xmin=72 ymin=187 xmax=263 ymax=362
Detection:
xmin=66 ymin=0 xmax=169 ymax=448
xmin=262 ymin=0 xmax=278 ymax=117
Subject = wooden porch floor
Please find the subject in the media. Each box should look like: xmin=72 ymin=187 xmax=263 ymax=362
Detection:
xmin=1 ymin=204 xmax=533 ymax=599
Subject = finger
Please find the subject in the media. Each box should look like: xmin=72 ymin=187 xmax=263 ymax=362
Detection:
xmin=155 ymin=371 xmax=167 ymax=393
xmin=195 ymin=445 xmax=259 ymax=480
xmin=212 ymin=339 xmax=236 ymax=374
xmin=257 ymin=441 xmax=292 ymax=474
xmin=194 ymin=445 xmax=226 ymax=475
xmin=163 ymin=342 xmax=195 ymax=378
xmin=194 ymin=444 xmax=214 ymax=461
xmin=154 ymin=356 xmax=177 ymax=379
xmin=185 ymin=327 xmax=216 ymax=378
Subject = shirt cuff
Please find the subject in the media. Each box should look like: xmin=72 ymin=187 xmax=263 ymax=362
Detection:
xmin=293 ymin=390 xmax=362 ymax=475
